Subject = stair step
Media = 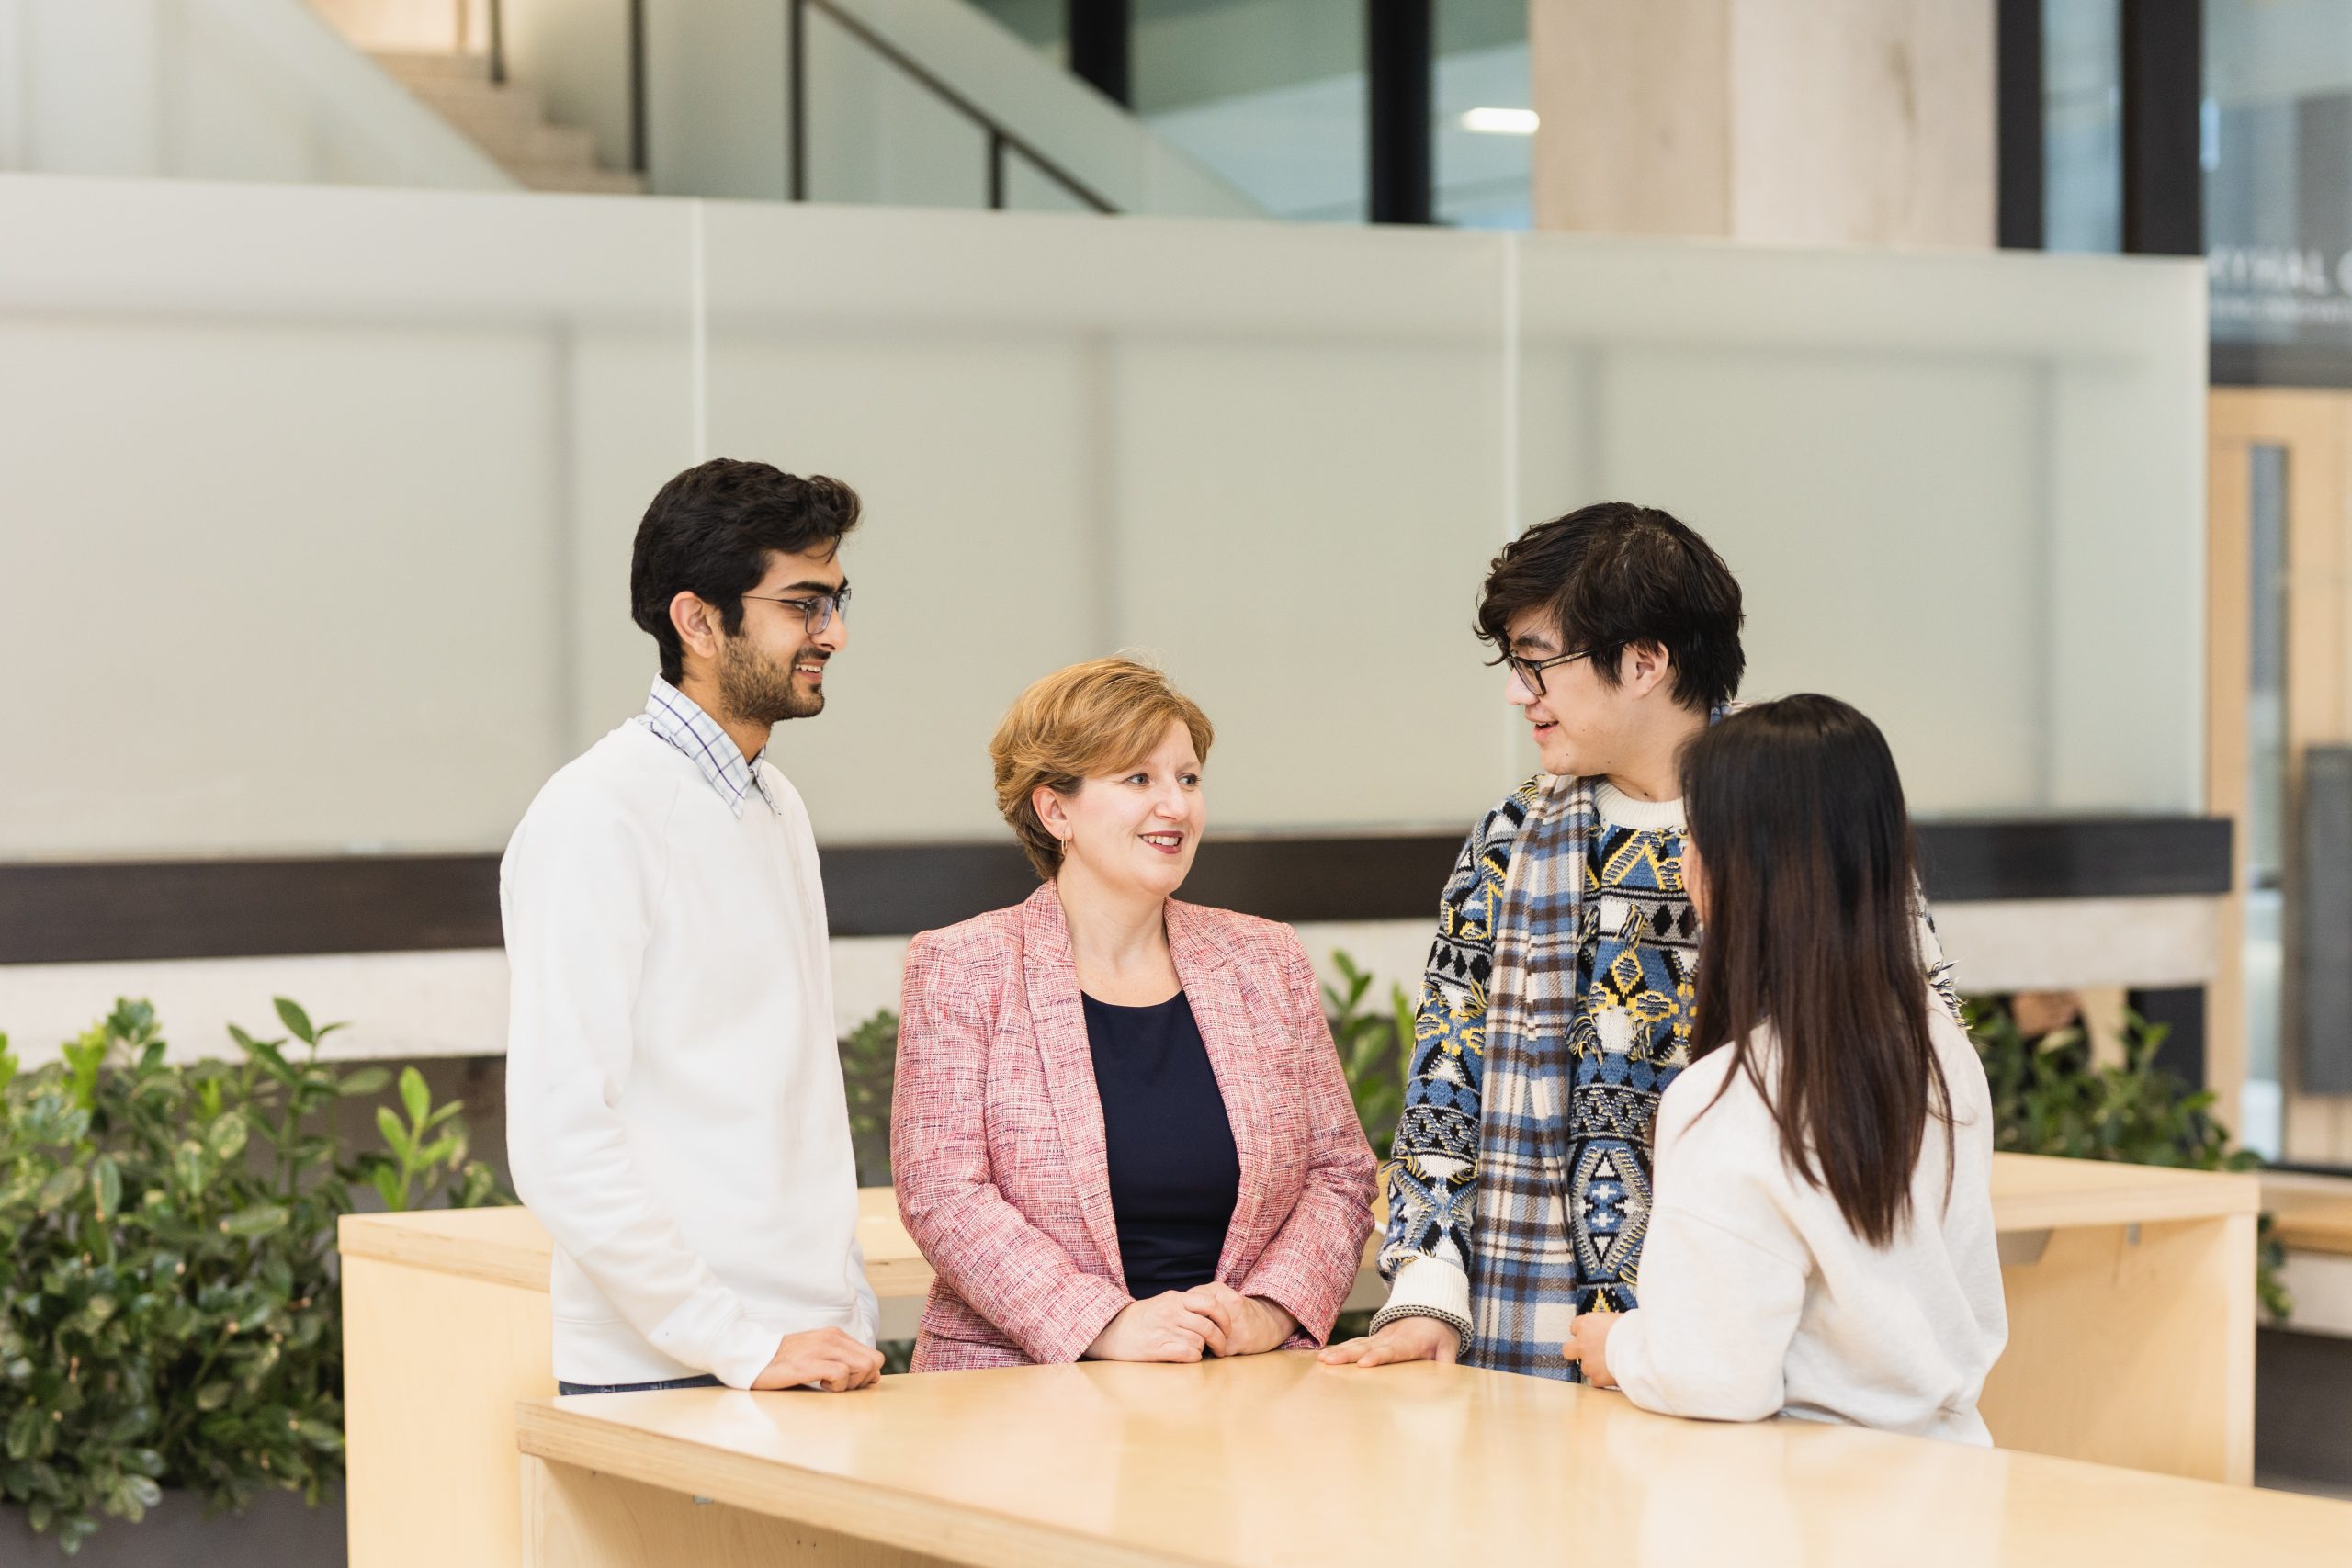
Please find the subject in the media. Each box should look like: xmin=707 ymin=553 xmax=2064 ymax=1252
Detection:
xmin=399 ymin=76 xmax=548 ymax=131
xmin=509 ymin=164 xmax=649 ymax=196
xmin=449 ymin=118 xmax=600 ymax=171
xmin=364 ymin=46 xmax=642 ymax=195
xmin=369 ymin=50 xmax=492 ymax=85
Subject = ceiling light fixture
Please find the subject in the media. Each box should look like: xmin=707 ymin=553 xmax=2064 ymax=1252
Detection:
xmin=1459 ymin=107 xmax=1539 ymax=135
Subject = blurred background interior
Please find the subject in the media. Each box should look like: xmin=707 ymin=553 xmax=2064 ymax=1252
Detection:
xmin=6 ymin=0 xmax=2352 ymax=1554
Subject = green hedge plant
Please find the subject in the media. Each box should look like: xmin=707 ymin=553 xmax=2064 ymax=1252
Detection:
xmin=0 ymin=999 xmax=503 ymax=1555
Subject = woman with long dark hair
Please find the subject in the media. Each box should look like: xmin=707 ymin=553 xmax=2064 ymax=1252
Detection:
xmin=1563 ymin=694 xmax=2007 ymax=1443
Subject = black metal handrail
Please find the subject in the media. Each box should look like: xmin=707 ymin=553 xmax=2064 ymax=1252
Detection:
xmin=786 ymin=0 xmax=1117 ymax=214
xmin=501 ymin=0 xmax=1114 ymax=206
xmin=483 ymin=0 xmax=504 ymax=86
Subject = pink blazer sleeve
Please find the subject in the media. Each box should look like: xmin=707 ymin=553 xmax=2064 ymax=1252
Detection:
xmin=1235 ymin=930 xmax=1378 ymax=1345
xmin=891 ymin=929 xmax=1132 ymax=1365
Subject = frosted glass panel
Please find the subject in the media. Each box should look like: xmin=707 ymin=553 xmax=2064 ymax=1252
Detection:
xmin=1513 ymin=236 xmax=2205 ymax=814
xmin=0 ymin=175 xmax=2206 ymax=861
xmin=0 ymin=176 xmax=695 ymax=857
xmin=805 ymin=6 xmax=992 ymax=210
xmin=1001 ymin=150 xmax=1097 ymax=213
xmin=699 ymin=205 xmax=1509 ymax=840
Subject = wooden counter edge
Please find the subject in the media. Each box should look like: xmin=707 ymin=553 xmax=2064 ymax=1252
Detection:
xmin=515 ymin=1399 xmax=1182 ymax=1568
xmin=1989 ymin=1159 xmax=2260 ymax=1232
xmin=344 ymin=1160 xmax=2262 ymax=1299
xmin=338 ymin=1212 xmax=550 ymax=1292
xmin=2260 ymin=1173 xmax=2352 ymax=1258
xmin=2273 ymin=1218 xmax=2352 ymax=1258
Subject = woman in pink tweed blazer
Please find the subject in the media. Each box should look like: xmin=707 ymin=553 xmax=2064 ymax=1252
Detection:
xmin=892 ymin=660 xmax=1377 ymax=1372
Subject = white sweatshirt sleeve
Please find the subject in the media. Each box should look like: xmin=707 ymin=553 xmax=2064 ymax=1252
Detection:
xmin=502 ymin=783 xmax=782 ymax=1390
xmin=1601 ymin=1063 xmax=1810 ymax=1422
xmin=1605 ymin=1207 xmax=1807 ymax=1422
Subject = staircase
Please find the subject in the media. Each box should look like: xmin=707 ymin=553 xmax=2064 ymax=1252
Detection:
xmin=366 ymin=51 xmax=643 ymax=195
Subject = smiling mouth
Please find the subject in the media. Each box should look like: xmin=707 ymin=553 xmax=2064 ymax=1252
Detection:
xmin=795 ymin=660 xmax=827 ymax=680
xmin=1141 ymin=832 xmax=1184 ymax=852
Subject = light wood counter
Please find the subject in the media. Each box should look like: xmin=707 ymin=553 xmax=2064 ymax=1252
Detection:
xmin=337 ymin=1157 xmax=2250 ymax=1305
xmin=2261 ymin=1172 xmax=2352 ymax=1343
xmin=517 ymin=1354 xmax=2352 ymax=1568
xmin=2264 ymin=1171 xmax=2352 ymax=1258
xmin=1988 ymin=1151 xmax=2258 ymax=1229
xmin=342 ymin=1157 xmax=2260 ymax=1568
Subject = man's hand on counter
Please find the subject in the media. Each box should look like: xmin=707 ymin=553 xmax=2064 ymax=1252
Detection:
xmin=1316 ymin=1315 xmax=1461 ymax=1369
xmin=751 ymin=1328 xmax=886 ymax=1392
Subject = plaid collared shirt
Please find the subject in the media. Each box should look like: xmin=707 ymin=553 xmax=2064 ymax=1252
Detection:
xmin=638 ymin=679 xmax=781 ymax=818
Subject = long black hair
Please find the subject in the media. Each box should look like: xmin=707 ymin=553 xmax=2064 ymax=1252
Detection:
xmin=1679 ymin=694 xmax=1951 ymax=1247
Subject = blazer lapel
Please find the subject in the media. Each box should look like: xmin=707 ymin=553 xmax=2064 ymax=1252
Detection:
xmin=1166 ymin=901 xmax=1269 ymax=1281
xmin=1019 ymin=883 xmax=1125 ymax=1280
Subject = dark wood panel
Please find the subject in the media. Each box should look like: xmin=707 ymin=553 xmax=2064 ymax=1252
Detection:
xmin=1 ymin=815 xmax=2232 ymax=964
xmin=1913 ymin=816 xmax=2233 ymax=903
xmin=0 ymin=855 xmax=503 ymax=966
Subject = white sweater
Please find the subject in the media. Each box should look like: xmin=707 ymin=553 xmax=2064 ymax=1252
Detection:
xmin=1603 ymin=1003 xmax=2007 ymax=1444
xmin=502 ymin=720 xmax=877 ymax=1390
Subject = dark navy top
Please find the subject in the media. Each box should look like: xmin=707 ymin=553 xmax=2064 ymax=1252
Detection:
xmin=1081 ymin=989 xmax=1241 ymax=1300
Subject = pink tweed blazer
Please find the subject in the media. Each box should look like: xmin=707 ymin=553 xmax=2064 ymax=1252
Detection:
xmin=892 ymin=882 xmax=1376 ymax=1372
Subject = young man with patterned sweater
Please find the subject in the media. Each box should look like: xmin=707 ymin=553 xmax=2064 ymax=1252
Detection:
xmin=1321 ymin=502 xmax=1955 ymax=1380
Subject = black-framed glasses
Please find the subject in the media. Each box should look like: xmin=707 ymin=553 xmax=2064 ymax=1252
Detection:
xmin=1504 ymin=648 xmax=1591 ymax=698
xmin=741 ymin=585 xmax=851 ymax=637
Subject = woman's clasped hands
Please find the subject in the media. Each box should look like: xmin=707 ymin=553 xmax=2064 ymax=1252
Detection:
xmin=1084 ymin=1281 xmax=1299 ymax=1362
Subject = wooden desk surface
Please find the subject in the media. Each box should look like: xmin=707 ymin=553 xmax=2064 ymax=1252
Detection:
xmin=339 ymin=1155 xmax=2257 ymax=1298
xmin=516 ymin=1353 xmax=2352 ymax=1567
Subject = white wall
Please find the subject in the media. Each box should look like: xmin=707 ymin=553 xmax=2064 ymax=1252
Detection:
xmin=0 ymin=0 xmax=511 ymax=188
xmin=0 ymin=174 xmax=2206 ymax=865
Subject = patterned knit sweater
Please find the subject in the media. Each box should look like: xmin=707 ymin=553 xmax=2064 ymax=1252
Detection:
xmin=1374 ymin=772 xmax=1955 ymax=1375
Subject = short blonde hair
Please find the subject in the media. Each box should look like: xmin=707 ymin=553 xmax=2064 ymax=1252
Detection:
xmin=990 ymin=657 xmax=1215 ymax=880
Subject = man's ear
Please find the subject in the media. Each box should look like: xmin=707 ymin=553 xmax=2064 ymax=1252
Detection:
xmin=670 ymin=592 xmax=724 ymax=671
xmin=1622 ymin=640 xmax=1675 ymax=699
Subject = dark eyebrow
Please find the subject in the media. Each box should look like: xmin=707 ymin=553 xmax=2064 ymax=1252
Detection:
xmin=1509 ymin=630 xmax=1560 ymax=655
xmin=778 ymin=577 xmax=846 ymax=595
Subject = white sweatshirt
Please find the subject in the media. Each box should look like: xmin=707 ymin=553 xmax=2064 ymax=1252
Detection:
xmin=1603 ymin=1002 xmax=2007 ymax=1444
xmin=502 ymin=718 xmax=877 ymax=1390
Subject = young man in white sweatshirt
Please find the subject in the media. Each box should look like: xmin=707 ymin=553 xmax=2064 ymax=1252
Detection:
xmin=503 ymin=459 xmax=884 ymax=1395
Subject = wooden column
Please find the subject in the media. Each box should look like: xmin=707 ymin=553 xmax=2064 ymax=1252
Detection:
xmin=1529 ymin=0 xmax=1996 ymax=247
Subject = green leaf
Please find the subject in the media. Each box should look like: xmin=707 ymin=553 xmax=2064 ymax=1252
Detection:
xmin=206 ymin=1111 xmax=248 ymax=1163
xmin=336 ymin=1067 xmax=391 ymax=1099
xmin=273 ymin=998 xmax=318 ymax=1045
xmin=90 ymin=1157 xmax=122 ymax=1224
xmin=374 ymin=1107 xmax=413 ymax=1161
xmin=295 ymin=1418 xmax=344 ymax=1450
xmin=368 ymin=1166 xmax=406 ymax=1213
xmin=398 ymin=1066 xmax=430 ymax=1127
xmin=417 ymin=1135 xmax=459 ymax=1167
xmin=219 ymin=1203 xmax=290 ymax=1239
xmin=6 ymin=1404 xmax=50 ymax=1461
xmin=457 ymin=1163 xmax=499 ymax=1209
xmin=194 ymin=1381 xmax=233 ymax=1412
xmin=37 ymin=1167 xmax=85 ymax=1213
xmin=232 ymin=1026 xmax=297 ymax=1087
